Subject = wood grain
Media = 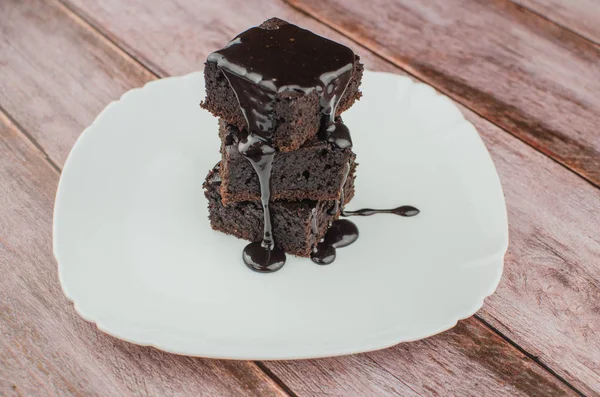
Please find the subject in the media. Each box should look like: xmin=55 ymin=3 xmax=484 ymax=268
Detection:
xmin=512 ymin=0 xmax=600 ymax=45
xmin=0 ymin=110 xmax=287 ymax=397
xmin=286 ymin=0 xmax=600 ymax=188
xmin=266 ymin=320 xmax=577 ymax=397
xmin=462 ymin=98 xmax=600 ymax=397
xmin=58 ymin=0 xmax=391 ymax=76
xmin=0 ymin=0 xmax=155 ymax=168
xmin=46 ymin=0 xmax=600 ymax=394
xmin=0 ymin=1 xmax=287 ymax=396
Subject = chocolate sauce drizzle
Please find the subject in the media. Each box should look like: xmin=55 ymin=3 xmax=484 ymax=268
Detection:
xmin=343 ymin=205 xmax=420 ymax=217
xmin=310 ymin=205 xmax=420 ymax=264
xmin=209 ymin=22 xmax=355 ymax=272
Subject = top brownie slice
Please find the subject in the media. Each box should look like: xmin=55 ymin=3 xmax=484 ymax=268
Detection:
xmin=200 ymin=17 xmax=364 ymax=152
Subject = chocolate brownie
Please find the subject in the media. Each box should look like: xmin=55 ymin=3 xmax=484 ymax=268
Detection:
xmin=218 ymin=120 xmax=356 ymax=204
xmin=200 ymin=17 xmax=364 ymax=152
xmin=204 ymin=164 xmax=355 ymax=257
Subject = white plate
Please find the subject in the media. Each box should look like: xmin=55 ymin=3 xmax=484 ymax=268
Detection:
xmin=54 ymin=71 xmax=508 ymax=360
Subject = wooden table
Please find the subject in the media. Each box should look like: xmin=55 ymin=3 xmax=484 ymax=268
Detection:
xmin=1 ymin=0 xmax=599 ymax=395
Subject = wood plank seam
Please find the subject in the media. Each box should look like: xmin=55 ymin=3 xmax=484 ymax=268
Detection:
xmin=367 ymin=314 xmax=589 ymax=397
xmin=508 ymin=0 xmax=600 ymax=47
xmin=52 ymin=0 xmax=164 ymax=79
xmin=370 ymin=320 xmax=583 ymax=397
xmin=15 ymin=0 xmax=587 ymax=394
xmin=254 ymin=362 xmax=300 ymax=397
xmin=0 ymin=105 xmax=61 ymax=175
xmin=476 ymin=317 xmax=587 ymax=397
xmin=282 ymin=0 xmax=600 ymax=191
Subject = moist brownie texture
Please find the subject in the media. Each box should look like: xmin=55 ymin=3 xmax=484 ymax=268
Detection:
xmin=200 ymin=18 xmax=364 ymax=152
xmin=218 ymin=120 xmax=357 ymax=204
xmin=204 ymin=165 xmax=355 ymax=257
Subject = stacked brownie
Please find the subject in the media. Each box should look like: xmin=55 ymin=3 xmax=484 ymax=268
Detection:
xmin=201 ymin=18 xmax=363 ymax=261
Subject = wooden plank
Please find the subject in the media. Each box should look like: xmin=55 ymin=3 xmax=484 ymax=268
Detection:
xmin=266 ymin=320 xmax=577 ymax=397
xmin=57 ymin=0 xmax=391 ymax=76
xmin=0 ymin=110 xmax=287 ymax=397
xmin=0 ymin=0 xmax=155 ymax=168
xmin=285 ymin=0 xmax=600 ymax=188
xmin=462 ymin=99 xmax=600 ymax=396
xmin=47 ymin=0 xmax=600 ymax=394
xmin=512 ymin=0 xmax=600 ymax=45
xmin=1 ymin=0 xmax=597 ymax=395
xmin=0 ymin=1 xmax=287 ymax=395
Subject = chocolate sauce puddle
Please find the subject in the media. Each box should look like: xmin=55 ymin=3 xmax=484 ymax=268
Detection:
xmin=311 ymin=219 xmax=359 ymax=265
xmin=209 ymin=22 xmax=355 ymax=272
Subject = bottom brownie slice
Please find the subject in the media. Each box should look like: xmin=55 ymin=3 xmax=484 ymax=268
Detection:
xmin=203 ymin=164 xmax=355 ymax=257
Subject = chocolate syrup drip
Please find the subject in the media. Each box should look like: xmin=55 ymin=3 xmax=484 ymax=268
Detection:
xmin=311 ymin=219 xmax=359 ymax=265
xmin=238 ymin=135 xmax=276 ymax=247
xmin=209 ymin=22 xmax=355 ymax=272
xmin=343 ymin=205 xmax=420 ymax=217
xmin=237 ymin=134 xmax=287 ymax=271
xmin=329 ymin=161 xmax=351 ymax=215
xmin=310 ymin=208 xmax=319 ymax=235
xmin=324 ymin=122 xmax=352 ymax=149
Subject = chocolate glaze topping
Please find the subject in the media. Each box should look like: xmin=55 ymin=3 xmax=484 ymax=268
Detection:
xmin=208 ymin=23 xmax=354 ymax=142
xmin=209 ymin=22 xmax=355 ymax=272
